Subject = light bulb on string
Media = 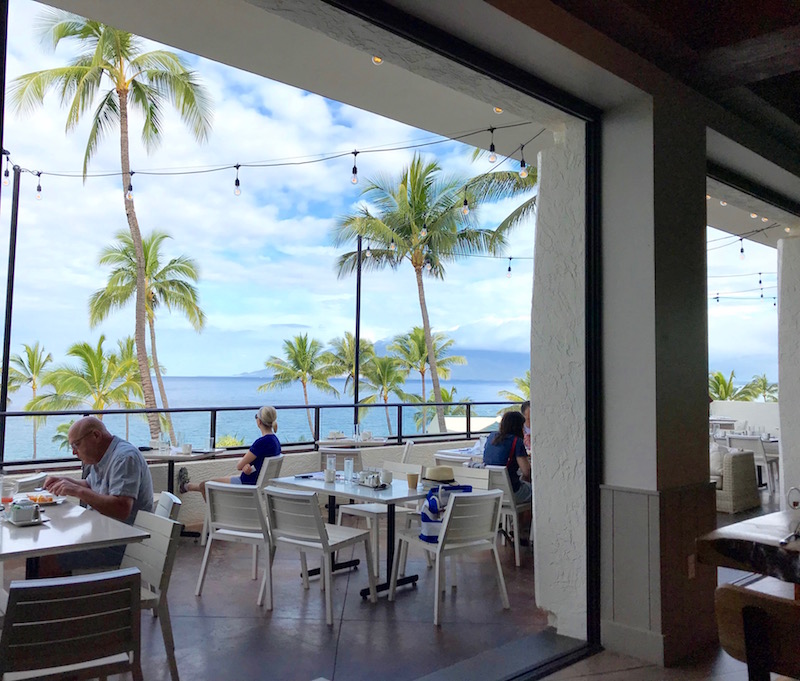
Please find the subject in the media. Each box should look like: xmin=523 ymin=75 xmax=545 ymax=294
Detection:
xmin=759 ymin=272 xmax=763 ymax=298
xmin=389 ymin=238 xmax=397 ymax=252
xmin=2 ymin=155 xmax=9 ymax=186
xmin=462 ymin=190 xmax=469 ymax=216
xmin=519 ymin=145 xmax=528 ymax=179
xmin=715 ymin=292 xmax=720 ymax=303
xmin=351 ymin=151 xmax=359 ymax=185
xmin=233 ymin=164 xmax=241 ymax=196
xmin=126 ymin=171 xmax=134 ymax=200
xmin=365 ymin=242 xmax=372 ymax=258
xmin=425 ymin=258 xmax=432 ymax=272
xmin=35 ymin=172 xmax=42 ymax=200
xmin=420 ymin=223 xmax=428 ymax=238
xmin=739 ymin=238 xmax=745 ymax=260
xmin=506 ymin=257 xmax=512 ymax=278
xmin=488 ymin=127 xmax=497 ymax=163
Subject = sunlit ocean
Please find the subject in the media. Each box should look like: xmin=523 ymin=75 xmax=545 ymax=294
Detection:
xmin=2 ymin=376 xmax=516 ymax=463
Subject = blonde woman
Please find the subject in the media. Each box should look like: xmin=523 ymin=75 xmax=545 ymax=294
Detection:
xmin=178 ymin=405 xmax=280 ymax=498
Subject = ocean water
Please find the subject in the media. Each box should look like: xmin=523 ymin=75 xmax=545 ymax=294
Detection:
xmin=2 ymin=376 xmax=517 ymax=463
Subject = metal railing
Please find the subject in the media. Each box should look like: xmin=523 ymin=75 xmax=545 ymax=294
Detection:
xmin=0 ymin=399 xmax=515 ymax=468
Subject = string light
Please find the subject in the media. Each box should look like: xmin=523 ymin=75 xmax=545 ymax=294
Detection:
xmin=715 ymin=292 xmax=720 ymax=302
xmin=488 ymin=127 xmax=497 ymax=163
xmin=371 ymin=56 xmax=383 ymax=65
xmin=507 ymin=257 xmax=512 ymax=278
xmin=126 ymin=171 xmax=134 ymax=200
xmin=351 ymin=151 xmax=359 ymax=185
xmin=425 ymin=258 xmax=432 ymax=272
xmin=518 ymin=145 xmax=528 ymax=178
xmin=35 ymin=172 xmax=42 ymax=200
xmin=420 ymin=223 xmax=427 ymax=238
xmin=365 ymin=242 xmax=372 ymax=258
xmin=759 ymin=272 xmax=763 ymax=298
xmin=462 ymin=190 xmax=469 ymax=216
xmin=739 ymin=238 xmax=745 ymax=260
xmin=2 ymin=154 xmax=9 ymax=186
xmin=389 ymin=238 xmax=396 ymax=252
xmin=233 ymin=164 xmax=241 ymax=196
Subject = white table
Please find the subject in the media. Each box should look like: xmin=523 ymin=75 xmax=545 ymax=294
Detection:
xmin=146 ymin=447 xmax=223 ymax=493
xmin=0 ymin=499 xmax=149 ymax=610
xmin=272 ymin=473 xmax=428 ymax=598
xmin=316 ymin=438 xmax=387 ymax=448
xmin=435 ymin=447 xmax=478 ymax=458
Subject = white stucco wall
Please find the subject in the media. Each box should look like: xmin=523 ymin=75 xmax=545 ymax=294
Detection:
xmin=531 ymin=120 xmax=586 ymax=640
xmin=709 ymin=401 xmax=780 ymax=434
xmin=779 ymin=237 xmax=800 ymax=505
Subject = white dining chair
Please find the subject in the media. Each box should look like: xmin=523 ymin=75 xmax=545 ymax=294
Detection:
xmin=263 ymin=485 xmax=377 ymax=625
xmin=318 ymin=447 xmax=363 ymax=473
xmin=400 ymin=439 xmax=415 ymax=464
xmin=389 ymin=489 xmax=509 ymax=625
xmin=195 ymin=482 xmax=273 ymax=607
xmin=336 ymin=461 xmax=423 ymax=576
xmin=0 ymin=567 xmax=143 ymax=681
xmin=121 ymin=511 xmax=183 ymax=681
xmin=486 ymin=465 xmax=529 ymax=567
xmin=155 ymin=490 xmax=182 ymax=520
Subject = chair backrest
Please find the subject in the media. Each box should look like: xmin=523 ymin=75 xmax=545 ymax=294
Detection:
xmin=122 ymin=511 xmax=182 ymax=597
xmin=205 ymin=482 xmax=269 ymax=537
xmin=14 ymin=471 xmax=47 ymax=493
xmin=716 ymin=584 xmax=800 ymax=679
xmin=401 ymin=439 xmax=415 ymax=464
xmin=434 ymin=452 xmax=471 ymax=468
xmin=727 ymin=435 xmax=767 ymax=463
xmin=256 ymin=454 xmax=285 ymax=489
xmin=450 ymin=465 xmax=491 ymax=490
xmin=155 ymin=491 xmax=182 ymax=520
xmin=0 ymin=566 xmax=141 ymax=677
xmin=382 ymin=460 xmax=423 ymax=477
xmin=263 ymin=486 xmax=329 ymax=548
xmin=318 ymin=447 xmax=363 ymax=473
xmin=440 ymin=490 xmax=503 ymax=546
xmin=485 ymin=465 xmax=517 ymax=508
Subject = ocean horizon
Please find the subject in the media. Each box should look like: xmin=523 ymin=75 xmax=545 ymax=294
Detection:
xmin=2 ymin=375 xmax=519 ymax=463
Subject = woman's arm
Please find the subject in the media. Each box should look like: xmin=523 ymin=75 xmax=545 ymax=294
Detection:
xmin=236 ymin=450 xmax=257 ymax=474
xmin=515 ymin=440 xmax=532 ymax=482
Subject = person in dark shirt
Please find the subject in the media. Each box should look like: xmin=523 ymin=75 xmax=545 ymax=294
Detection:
xmin=483 ymin=410 xmax=532 ymax=505
xmin=179 ymin=405 xmax=280 ymax=498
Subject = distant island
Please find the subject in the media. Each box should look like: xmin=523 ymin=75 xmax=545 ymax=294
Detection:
xmin=239 ymin=346 xmax=530 ymax=382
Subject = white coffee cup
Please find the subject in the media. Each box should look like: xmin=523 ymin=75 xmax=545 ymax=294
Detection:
xmin=324 ymin=468 xmax=335 ymax=483
xmin=10 ymin=500 xmax=40 ymax=523
xmin=181 ymin=443 xmax=192 ymax=454
xmin=380 ymin=469 xmax=393 ymax=484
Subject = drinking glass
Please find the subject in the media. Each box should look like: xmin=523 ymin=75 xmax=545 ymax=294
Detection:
xmin=327 ymin=455 xmax=336 ymax=472
xmin=159 ymin=432 xmax=170 ymax=455
xmin=344 ymin=457 xmax=354 ymax=483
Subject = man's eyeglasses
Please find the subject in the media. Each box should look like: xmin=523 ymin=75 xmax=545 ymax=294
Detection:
xmin=69 ymin=430 xmax=94 ymax=450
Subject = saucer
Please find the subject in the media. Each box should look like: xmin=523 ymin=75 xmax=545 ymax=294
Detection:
xmin=6 ymin=514 xmax=49 ymax=527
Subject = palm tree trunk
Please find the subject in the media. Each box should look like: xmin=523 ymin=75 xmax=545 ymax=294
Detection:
xmin=414 ymin=266 xmax=446 ymax=432
xmin=418 ymin=368 xmax=427 ymax=434
xmin=148 ymin=317 xmax=176 ymax=443
xmin=119 ymin=91 xmax=160 ymax=440
xmin=383 ymin=393 xmax=392 ymax=436
xmin=302 ymin=380 xmax=314 ymax=437
xmin=31 ymin=386 xmax=37 ymax=460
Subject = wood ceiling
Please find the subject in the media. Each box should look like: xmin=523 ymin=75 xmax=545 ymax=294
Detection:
xmin=549 ymin=1 xmax=800 ymax=153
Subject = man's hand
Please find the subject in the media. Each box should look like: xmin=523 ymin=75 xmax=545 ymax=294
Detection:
xmin=46 ymin=477 xmax=86 ymax=498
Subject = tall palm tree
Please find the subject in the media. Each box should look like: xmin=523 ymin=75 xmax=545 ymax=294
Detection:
xmin=29 ymin=335 xmax=143 ymax=415
xmin=52 ymin=420 xmax=76 ymax=452
xmin=498 ymin=370 xmax=531 ymax=413
xmin=412 ymin=385 xmax=469 ymax=431
xmin=360 ymin=355 xmax=408 ymax=435
xmin=89 ymin=230 xmax=205 ymax=442
xmin=468 ymin=154 xmax=538 ymax=235
xmin=747 ymin=373 xmax=778 ymax=403
xmin=322 ymin=332 xmax=374 ymax=395
xmin=259 ymin=334 xmax=339 ymax=436
xmin=332 ymin=153 xmax=504 ymax=432
xmin=110 ymin=336 xmax=146 ymax=440
xmin=708 ymin=370 xmax=756 ymax=402
xmin=10 ymin=10 xmax=212 ymax=439
xmin=388 ymin=327 xmax=466 ymax=433
xmin=10 ymin=342 xmax=53 ymax=459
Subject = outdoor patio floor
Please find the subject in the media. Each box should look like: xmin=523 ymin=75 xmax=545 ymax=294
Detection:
xmin=2 ymin=514 xmax=582 ymax=681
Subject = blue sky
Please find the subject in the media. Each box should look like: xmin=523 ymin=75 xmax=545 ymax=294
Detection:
xmin=0 ymin=0 xmax=779 ymax=382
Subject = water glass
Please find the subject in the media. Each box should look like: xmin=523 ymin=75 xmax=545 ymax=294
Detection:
xmin=158 ymin=432 xmax=170 ymax=455
xmin=327 ymin=455 xmax=337 ymax=472
xmin=206 ymin=436 xmax=215 ymax=452
xmin=343 ymin=457 xmax=354 ymax=483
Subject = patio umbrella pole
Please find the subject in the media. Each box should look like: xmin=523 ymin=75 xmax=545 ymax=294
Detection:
xmin=0 ymin=161 xmax=21 ymax=464
xmin=353 ymin=234 xmax=362 ymax=435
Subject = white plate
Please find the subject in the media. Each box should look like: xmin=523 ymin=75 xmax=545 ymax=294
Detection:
xmin=5 ymin=514 xmax=50 ymax=527
xmin=24 ymin=496 xmax=64 ymax=506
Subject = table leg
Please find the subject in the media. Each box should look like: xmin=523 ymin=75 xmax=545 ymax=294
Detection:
xmin=360 ymin=503 xmax=418 ymax=598
xmin=167 ymin=459 xmax=200 ymax=539
xmin=25 ymin=556 xmax=39 ymax=579
xmin=307 ymin=494 xmax=359 ymax=578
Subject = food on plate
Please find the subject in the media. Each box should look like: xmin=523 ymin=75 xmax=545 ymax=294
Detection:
xmin=27 ymin=493 xmax=54 ymax=504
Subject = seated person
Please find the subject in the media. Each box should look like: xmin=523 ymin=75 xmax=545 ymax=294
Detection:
xmin=483 ymin=410 xmax=532 ymax=506
xmin=179 ymin=405 xmax=280 ymax=498
xmin=41 ymin=416 xmax=155 ymax=576
xmin=521 ymin=400 xmax=531 ymax=451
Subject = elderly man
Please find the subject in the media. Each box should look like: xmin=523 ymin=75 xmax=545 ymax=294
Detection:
xmin=41 ymin=416 xmax=154 ymax=575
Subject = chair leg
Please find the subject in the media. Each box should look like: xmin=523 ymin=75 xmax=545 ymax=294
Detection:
xmin=512 ymin=513 xmax=521 ymax=567
xmin=300 ymin=552 xmax=310 ymax=590
xmin=323 ymin=552 xmax=334 ymax=626
xmin=434 ymin=554 xmax=445 ymax=625
xmin=388 ymin=538 xmax=403 ymax=601
xmin=195 ymin=536 xmax=214 ymax=596
xmin=363 ymin=537 xmax=378 ymax=603
xmin=449 ymin=554 xmax=457 ymax=590
xmin=371 ymin=519 xmax=381 ymax=578
xmin=157 ymin=601 xmax=180 ymax=681
xmin=492 ymin=545 xmax=511 ymax=609
xmin=257 ymin=542 xmax=273 ymax=610
xmin=131 ymin=662 xmax=145 ymax=681
xmin=200 ymin=515 xmax=208 ymax=546
xmin=252 ymin=544 xmax=258 ymax=580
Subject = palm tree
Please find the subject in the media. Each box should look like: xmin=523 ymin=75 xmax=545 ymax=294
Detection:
xmin=322 ymin=332 xmax=374 ymax=395
xmin=708 ymin=370 xmax=756 ymax=402
xmin=388 ymin=327 xmax=466 ymax=433
xmin=109 ymin=336 xmax=146 ymax=440
xmin=52 ymin=420 xmax=76 ymax=452
xmin=332 ymin=153 xmax=504 ymax=432
xmin=89 ymin=230 xmax=205 ymax=442
xmin=259 ymin=334 xmax=339 ymax=436
xmin=498 ymin=370 xmax=531 ymax=413
xmin=412 ymin=385 xmax=469 ymax=431
xmin=468 ymin=155 xmax=538 ymax=235
xmin=29 ymin=335 xmax=144 ymax=414
xmin=10 ymin=10 xmax=212 ymax=439
xmin=360 ymin=355 xmax=408 ymax=435
xmin=746 ymin=373 xmax=778 ymax=402
xmin=10 ymin=342 xmax=53 ymax=459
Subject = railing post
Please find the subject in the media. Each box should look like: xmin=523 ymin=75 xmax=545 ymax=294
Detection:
xmin=210 ymin=410 xmax=217 ymax=447
xmin=314 ymin=407 xmax=321 ymax=449
xmin=466 ymin=404 xmax=472 ymax=439
xmin=396 ymin=405 xmax=403 ymax=445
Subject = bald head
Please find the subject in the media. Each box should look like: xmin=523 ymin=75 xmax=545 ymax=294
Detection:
xmin=68 ymin=417 xmax=113 ymax=464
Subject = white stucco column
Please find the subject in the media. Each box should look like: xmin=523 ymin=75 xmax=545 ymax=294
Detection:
xmin=778 ymin=236 xmax=800 ymax=504
xmin=531 ymin=120 xmax=586 ymax=639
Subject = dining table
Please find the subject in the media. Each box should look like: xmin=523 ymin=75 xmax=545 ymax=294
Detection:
xmin=0 ymin=496 xmax=150 ymax=612
xmin=146 ymin=447 xmax=223 ymax=494
xmin=315 ymin=438 xmax=388 ymax=448
xmin=272 ymin=472 xmax=428 ymax=598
